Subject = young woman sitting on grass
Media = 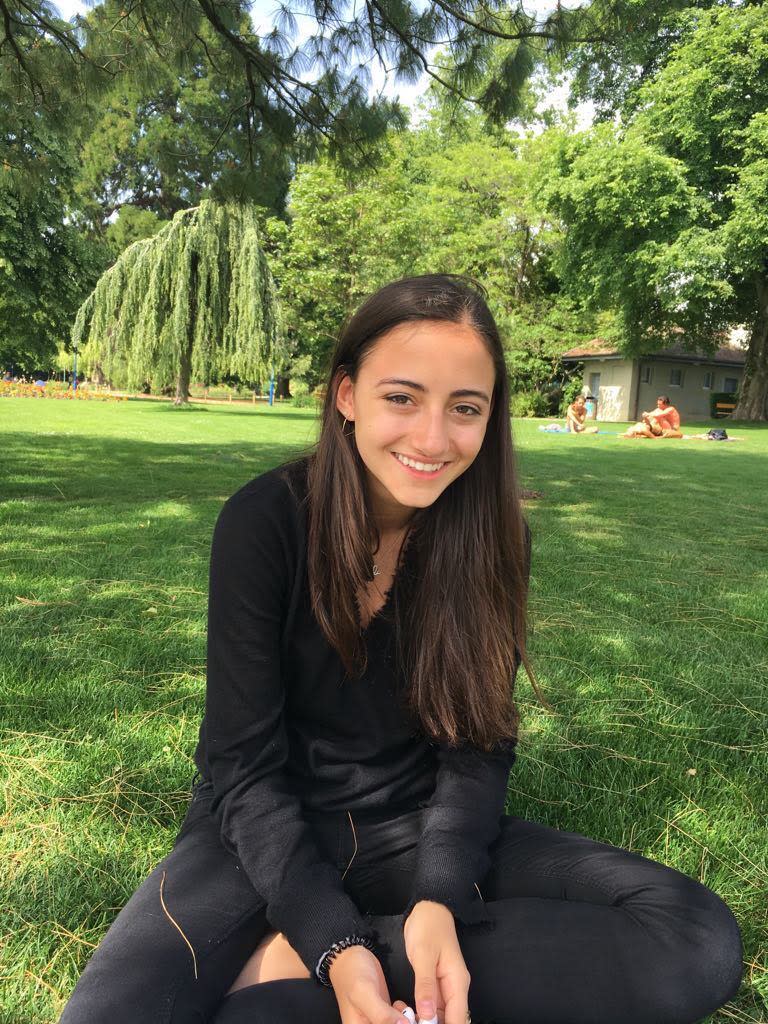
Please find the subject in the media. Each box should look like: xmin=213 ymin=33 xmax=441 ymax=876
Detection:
xmin=60 ymin=275 xmax=742 ymax=1024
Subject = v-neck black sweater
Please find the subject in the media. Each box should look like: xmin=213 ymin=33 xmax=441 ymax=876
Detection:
xmin=194 ymin=456 xmax=520 ymax=977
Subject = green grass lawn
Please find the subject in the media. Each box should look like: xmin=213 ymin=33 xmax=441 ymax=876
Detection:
xmin=1 ymin=397 xmax=766 ymax=1023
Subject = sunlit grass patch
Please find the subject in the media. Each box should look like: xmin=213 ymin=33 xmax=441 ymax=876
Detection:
xmin=1 ymin=401 xmax=767 ymax=1022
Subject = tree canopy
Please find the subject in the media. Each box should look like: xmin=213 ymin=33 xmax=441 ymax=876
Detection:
xmin=265 ymin=113 xmax=594 ymax=410
xmin=547 ymin=5 xmax=768 ymax=418
xmin=72 ymin=13 xmax=295 ymax=235
xmin=0 ymin=118 xmax=105 ymax=370
xmin=3 ymin=0 xmax=634 ymax=177
xmin=5 ymin=0 xmax=768 ymax=418
xmin=561 ymin=0 xmax=749 ymax=118
xmin=72 ymin=200 xmax=283 ymax=402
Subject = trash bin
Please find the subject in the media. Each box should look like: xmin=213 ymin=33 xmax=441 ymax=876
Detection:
xmin=585 ymin=395 xmax=597 ymax=419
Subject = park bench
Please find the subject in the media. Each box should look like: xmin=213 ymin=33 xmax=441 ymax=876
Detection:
xmin=714 ymin=401 xmax=736 ymax=418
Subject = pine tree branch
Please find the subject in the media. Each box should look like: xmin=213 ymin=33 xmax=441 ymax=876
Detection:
xmin=197 ymin=0 xmax=336 ymax=136
xmin=432 ymin=0 xmax=611 ymax=46
xmin=369 ymin=0 xmax=476 ymax=102
xmin=433 ymin=0 xmax=531 ymax=42
xmin=197 ymin=0 xmax=385 ymax=172
xmin=16 ymin=0 xmax=85 ymax=60
xmin=139 ymin=4 xmax=167 ymax=57
xmin=0 ymin=0 xmax=43 ymax=101
xmin=193 ymin=27 xmax=226 ymax=76
xmin=364 ymin=1 xmax=387 ymax=71
xmin=245 ymin=63 xmax=256 ymax=171
xmin=204 ymin=100 xmax=250 ymax=158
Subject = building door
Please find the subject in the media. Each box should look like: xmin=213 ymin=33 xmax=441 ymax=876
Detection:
xmin=589 ymin=372 xmax=601 ymax=397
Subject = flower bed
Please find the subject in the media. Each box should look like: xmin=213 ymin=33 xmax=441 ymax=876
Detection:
xmin=0 ymin=382 xmax=127 ymax=401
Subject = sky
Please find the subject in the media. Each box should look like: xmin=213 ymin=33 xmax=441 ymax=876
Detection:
xmin=52 ymin=0 xmax=592 ymax=126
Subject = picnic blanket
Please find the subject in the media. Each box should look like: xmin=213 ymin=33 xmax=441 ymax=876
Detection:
xmin=537 ymin=425 xmax=742 ymax=441
xmin=538 ymin=424 xmax=608 ymax=434
xmin=681 ymin=433 xmax=743 ymax=442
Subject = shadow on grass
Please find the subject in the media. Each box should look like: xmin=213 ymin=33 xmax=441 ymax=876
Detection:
xmin=3 ymin=429 xmax=766 ymax=784
xmin=138 ymin=399 xmax=322 ymax=424
xmin=2 ymin=429 xmax=313 ymax=501
xmin=2 ymin=427 xmax=766 ymax=1022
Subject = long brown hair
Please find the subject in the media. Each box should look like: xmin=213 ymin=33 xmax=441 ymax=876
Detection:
xmin=298 ymin=273 xmax=535 ymax=751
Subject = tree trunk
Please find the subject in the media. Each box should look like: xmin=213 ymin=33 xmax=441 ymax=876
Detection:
xmin=514 ymin=223 xmax=532 ymax=304
xmin=175 ymin=253 xmax=198 ymax=406
xmin=733 ymin=277 xmax=768 ymax=420
xmin=174 ymin=343 xmax=193 ymax=405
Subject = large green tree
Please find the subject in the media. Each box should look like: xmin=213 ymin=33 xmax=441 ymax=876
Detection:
xmin=266 ymin=113 xmax=593 ymax=405
xmin=0 ymin=160 xmax=103 ymax=371
xmin=0 ymin=15 xmax=106 ymax=371
xmin=3 ymin=1 xmax=638 ymax=176
xmin=561 ymin=0 xmax=747 ymax=118
xmin=262 ymin=161 xmax=364 ymax=389
xmin=546 ymin=126 xmax=721 ymax=345
xmin=72 ymin=201 xmax=284 ymax=403
xmin=547 ymin=6 xmax=768 ymax=419
xmin=73 ymin=14 xmax=295 ymax=235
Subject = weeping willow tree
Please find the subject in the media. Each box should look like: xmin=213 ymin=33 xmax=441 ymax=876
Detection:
xmin=72 ymin=201 xmax=283 ymax=404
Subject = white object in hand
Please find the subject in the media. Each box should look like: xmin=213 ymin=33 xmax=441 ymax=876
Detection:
xmin=402 ymin=1005 xmax=439 ymax=1024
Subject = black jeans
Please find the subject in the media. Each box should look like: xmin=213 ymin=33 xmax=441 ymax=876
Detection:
xmin=59 ymin=780 xmax=742 ymax=1024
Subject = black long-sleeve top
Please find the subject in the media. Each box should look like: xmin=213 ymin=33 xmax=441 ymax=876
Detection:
xmin=194 ymin=456 xmax=519 ymax=976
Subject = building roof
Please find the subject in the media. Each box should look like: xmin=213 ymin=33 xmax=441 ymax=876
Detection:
xmin=562 ymin=340 xmax=624 ymax=359
xmin=562 ymin=339 xmax=746 ymax=366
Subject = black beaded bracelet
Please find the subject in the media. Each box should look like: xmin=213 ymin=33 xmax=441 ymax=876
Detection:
xmin=315 ymin=935 xmax=376 ymax=986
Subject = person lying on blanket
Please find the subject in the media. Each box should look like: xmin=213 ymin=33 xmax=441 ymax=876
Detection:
xmin=623 ymin=396 xmax=683 ymax=439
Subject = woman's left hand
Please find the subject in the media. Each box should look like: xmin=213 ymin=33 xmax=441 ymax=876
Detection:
xmin=403 ymin=900 xmax=470 ymax=1024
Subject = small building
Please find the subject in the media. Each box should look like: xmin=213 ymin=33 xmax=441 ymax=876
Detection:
xmin=561 ymin=341 xmax=746 ymax=422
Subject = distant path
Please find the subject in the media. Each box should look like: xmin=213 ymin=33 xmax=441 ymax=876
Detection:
xmin=102 ymin=390 xmax=274 ymax=408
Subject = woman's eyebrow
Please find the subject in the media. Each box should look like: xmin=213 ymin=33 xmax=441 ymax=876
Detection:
xmin=375 ymin=377 xmax=490 ymax=404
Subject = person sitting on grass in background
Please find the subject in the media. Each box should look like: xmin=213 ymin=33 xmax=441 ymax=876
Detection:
xmin=623 ymin=395 xmax=683 ymax=439
xmin=566 ymin=395 xmax=599 ymax=434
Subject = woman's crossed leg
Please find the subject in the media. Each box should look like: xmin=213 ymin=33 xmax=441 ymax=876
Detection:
xmin=59 ymin=792 xmax=273 ymax=1024
xmin=213 ymin=814 xmax=743 ymax=1024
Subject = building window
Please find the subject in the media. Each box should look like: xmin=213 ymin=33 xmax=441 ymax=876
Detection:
xmin=669 ymin=368 xmax=684 ymax=387
xmin=588 ymin=372 xmax=601 ymax=397
xmin=722 ymin=377 xmax=739 ymax=394
xmin=640 ymin=365 xmax=652 ymax=384
xmin=702 ymin=372 xmax=713 ymax=390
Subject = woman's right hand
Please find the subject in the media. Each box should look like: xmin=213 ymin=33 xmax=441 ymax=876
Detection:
xmin=329 ymin=944 xmax=411 ymax=1024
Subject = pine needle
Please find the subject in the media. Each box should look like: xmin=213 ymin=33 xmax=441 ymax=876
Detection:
xmin=159 ymin=870 xmax=198 ymax=980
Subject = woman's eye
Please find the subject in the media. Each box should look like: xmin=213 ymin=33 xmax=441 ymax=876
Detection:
xmin=384 ymin=395 xmax=481 ymax=416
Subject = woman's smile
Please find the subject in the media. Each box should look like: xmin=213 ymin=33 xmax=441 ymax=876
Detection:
xmin=391 ymin=451 xmax=450 ymax=477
